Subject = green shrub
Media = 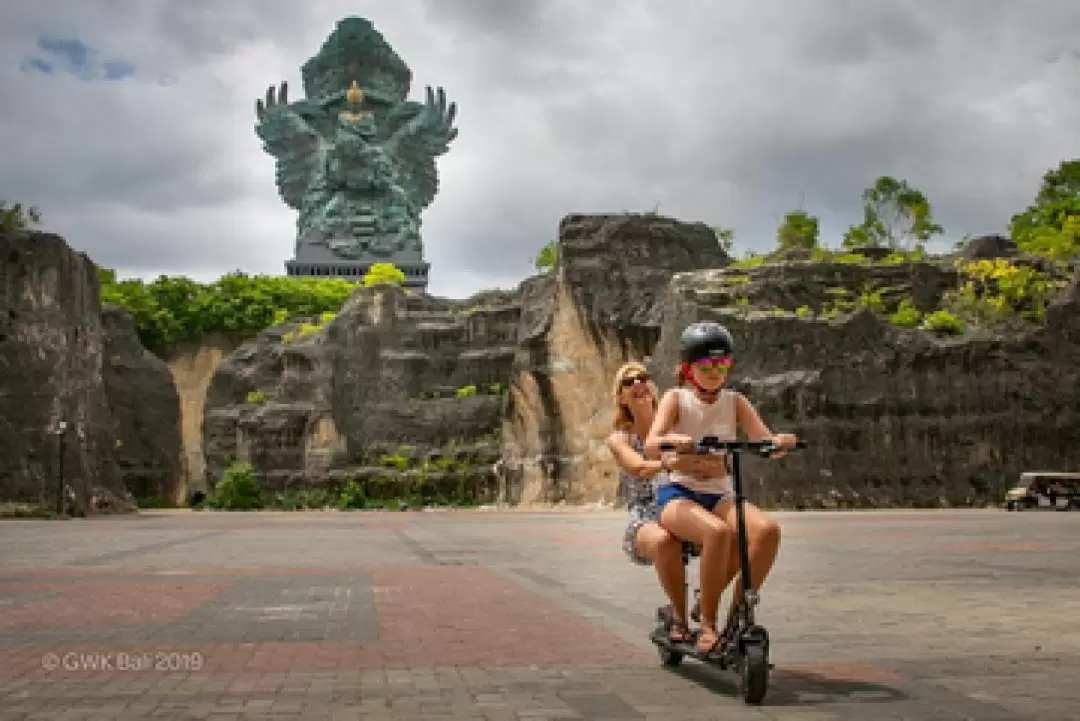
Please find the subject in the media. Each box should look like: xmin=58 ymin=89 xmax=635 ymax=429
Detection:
xmin=337 ymin=479 xmax=367 ymax=510
xmin=888 ymin=299 xmax=922 ymax=328
xmin=920 ymin=309 xmax=963 ymax=335
xmin=362 ymin=262 xmax=406 ymax=287
xmin=208 ymin=462 xmax=262 ymax=510
xmin=946 ymin=258 xmax=1067 ymax=323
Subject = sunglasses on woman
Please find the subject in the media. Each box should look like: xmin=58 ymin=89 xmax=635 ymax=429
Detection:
xmin=620 ymin=373 xmax=650 ymax=387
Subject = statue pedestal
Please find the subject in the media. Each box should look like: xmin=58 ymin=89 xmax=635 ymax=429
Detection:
xmin=285 ymin=258 xmax=429 ymax=290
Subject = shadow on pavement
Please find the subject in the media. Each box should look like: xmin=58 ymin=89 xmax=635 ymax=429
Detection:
xmin=668 ymin=662 xmax=910 ymax=707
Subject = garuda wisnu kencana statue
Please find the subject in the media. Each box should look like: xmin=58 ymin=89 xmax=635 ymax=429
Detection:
xmin=254 ymin=17 xmax=458 ymax=260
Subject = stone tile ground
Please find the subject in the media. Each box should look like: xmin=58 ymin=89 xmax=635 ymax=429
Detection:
xmin=1 ymin=508 xmax=1078 ymax=719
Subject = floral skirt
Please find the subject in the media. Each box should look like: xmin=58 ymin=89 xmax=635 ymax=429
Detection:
xmin=621 ymin=501 xmax=662 ymax=566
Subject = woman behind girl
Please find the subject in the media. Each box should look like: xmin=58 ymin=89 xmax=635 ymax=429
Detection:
xmin=606 ymin=361 xmax=729 ymax=643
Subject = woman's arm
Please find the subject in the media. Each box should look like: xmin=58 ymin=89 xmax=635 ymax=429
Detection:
xmin=643 ymin=390 xmax=691 ymax=457
xmin=606 ymin=432 xmax=666 ymax=479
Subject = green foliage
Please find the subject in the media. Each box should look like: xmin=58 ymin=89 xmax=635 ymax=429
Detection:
xmin=887 ymin=298 xmax=922 ymax=328
xmin=533 ymin=241 xmax=558 ymax=273
xmin=730 ymin=254 xmax=766 ymax=269
xmin=245 ymin=390 xmax=269 ymax=404
xmin=920 ymin=309 xmax=963 ymax=335
xmin=945 ymin=258 xmax=1067 ymax=324
xmin=841 ymin=176 xmax=943 ymax=250
xmin=362 ymin=262 xmax=406 ymax=287
xmin=379 ymin=453 xmax=410 ymax=471
xmin=775 ymin=210 xmax=819 ymax=251
xmin=795 ymin=305 xmax=813 ymax=318
xmin=455 ymin=384 xmax=477 ymax=398
xmin=0 ymin=200 xmax=42 ymax=232
xmin=98 ymin=271 xmax=356 ymax=355
xmin=856 ymin=286 xmax=886 ymax=313
xmin=714 ymin=227 xmax=735 ymax=254
xmin=207 ymin=462 xmax=262 ymax=510
xmin=282 ymin=310 xmax=337 ymax=344
xmin=337 ymin=479 xmax=367 ymax=510
xmin=1008 ymin=159 xmax=1080 ymax=261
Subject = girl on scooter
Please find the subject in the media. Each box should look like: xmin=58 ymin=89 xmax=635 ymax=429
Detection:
xmin=645 ymin=322 xmax=797 ymax=656
xmin=606 ymin=361 xmax=730 ymax=643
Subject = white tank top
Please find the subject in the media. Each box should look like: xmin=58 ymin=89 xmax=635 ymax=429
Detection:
xmin=658 ymin=387 xmax=738 ymax=494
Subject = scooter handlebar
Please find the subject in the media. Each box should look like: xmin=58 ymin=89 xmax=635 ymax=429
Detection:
xmin=659 ymin=437 xmax=807 ymax=457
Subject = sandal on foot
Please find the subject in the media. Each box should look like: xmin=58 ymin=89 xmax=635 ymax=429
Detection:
xmin=666 ymin=616 xmax=691 ymax=643
xmin=694 ymin=627 xmax=724 ymax=655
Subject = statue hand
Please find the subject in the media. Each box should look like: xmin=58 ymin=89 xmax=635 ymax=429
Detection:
xmin=256 ymin=81 xmax=290 ymax=121
xmin=417 ymin=85 xmax=458 ymax=148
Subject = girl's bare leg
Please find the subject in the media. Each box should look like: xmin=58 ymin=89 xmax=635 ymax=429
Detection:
xmin=659 ymin=499 xmax=734 ymax=653
xmin=716 ymin=501 xmax=781 ymax=629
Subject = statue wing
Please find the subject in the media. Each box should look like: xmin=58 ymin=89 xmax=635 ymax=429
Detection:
xmin=382 ymin=86 xmax=458 ymax=210
xmin=255 ymin=82 xmax=323 ymax=210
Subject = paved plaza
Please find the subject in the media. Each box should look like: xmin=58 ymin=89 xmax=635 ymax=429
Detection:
xmin=0 ymin=507 xmax=1078 ymax=720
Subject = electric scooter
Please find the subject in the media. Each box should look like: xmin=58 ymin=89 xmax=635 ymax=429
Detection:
xmin=649 ymin=436 xmax=807 ymax=705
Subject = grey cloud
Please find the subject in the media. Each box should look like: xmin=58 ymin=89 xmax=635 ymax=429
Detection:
xmin=3 ymin=0 xmax=1080 ymax=297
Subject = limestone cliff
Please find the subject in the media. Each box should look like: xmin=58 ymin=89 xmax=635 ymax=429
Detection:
xmin=647 ymin=256 xmax=1080 ymax=507
xmin=101 ymin=306 xmax=184 ymax=503
xmin=200 ymin=285 xmax=519 ymax=506
xmin=0 ymin=231 xmax=131 ymax=513
xmin=500 ymin=214 xmax=731 ymax=504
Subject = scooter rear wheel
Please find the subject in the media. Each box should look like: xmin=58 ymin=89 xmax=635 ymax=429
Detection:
xmin=740 ymin=644 xmax=768 ymax=704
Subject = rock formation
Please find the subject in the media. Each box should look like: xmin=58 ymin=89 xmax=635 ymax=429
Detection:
xmin=101 ymin=306 xmax=184 ymax=503
xmin=5 ymin=218 xmax=1075 ymax=512
xmin=0 ymin=231 xmax=133 ymax=513
xmin=200 ymin=285 xmax=519 ymax=507
xmin=501 ymin=214 xmax=730 ymax=504
xmin=647 ymin=257 xmax=1080 ymax=508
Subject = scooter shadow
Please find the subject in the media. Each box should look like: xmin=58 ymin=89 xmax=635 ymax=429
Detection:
xmin=666 ymin=662 xmax=911 ymax=707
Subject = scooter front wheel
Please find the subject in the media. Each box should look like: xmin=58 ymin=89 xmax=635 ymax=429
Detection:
xmin=740 ymin=644 xmax=769 ymax=704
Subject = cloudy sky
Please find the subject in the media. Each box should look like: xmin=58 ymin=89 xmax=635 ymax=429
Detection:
xmin=2 ymin=0 xmax=1080 ymax=298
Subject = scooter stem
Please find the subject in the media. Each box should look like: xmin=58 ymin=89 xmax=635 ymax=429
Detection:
xmin=731 ymin=449 xmax=754 ymax=625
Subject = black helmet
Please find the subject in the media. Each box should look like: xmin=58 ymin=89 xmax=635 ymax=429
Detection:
xmin=679 ymin=322 xmax=734 ymax=363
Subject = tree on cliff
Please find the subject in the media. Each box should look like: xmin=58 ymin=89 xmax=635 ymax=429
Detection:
xmin=362 ymin=262 xmax=406 ymax=287
xmin=1009 ymin=159 xmax=1080 ymax=261
xmin=775 ymin=210 xmax=819 ymax=251
xmin=713 ymin=227 xmax=734 ymax=254
xmin=841 ymin=176 xmax=943 ymax=250
xmin=533 ymin=241 xmax=557 ymax=273
xmin=0 ymin=200 xmax=42 ymax=232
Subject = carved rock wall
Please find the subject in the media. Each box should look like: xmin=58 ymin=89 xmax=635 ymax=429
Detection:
xmin=101 ymin=306 xmax=184 ymax=503
xmin=200 ymin=285 xmax=521 ymax=505
xmin=500 ymin=214 xmax=730 ymax=503
xmin=164 ymin=336 xmax=241 ymax=500
xmin=647 ymin=260 xmax=1080 ymax=507
xmin=0 ymin=231 xmax=129 ymax=511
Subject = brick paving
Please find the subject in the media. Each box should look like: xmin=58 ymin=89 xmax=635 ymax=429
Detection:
xmin=0 ymin=509 xmax=1078 ymax=719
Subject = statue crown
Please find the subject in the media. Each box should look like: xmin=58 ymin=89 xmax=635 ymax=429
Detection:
xmin=339 ymin=80 xmax=370 ymax=122
xmin=346 ymin=80 xmax=364 ymax=105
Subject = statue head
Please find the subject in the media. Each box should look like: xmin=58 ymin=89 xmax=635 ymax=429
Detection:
xmin=302 ymin=17 xmax=411 ymax=105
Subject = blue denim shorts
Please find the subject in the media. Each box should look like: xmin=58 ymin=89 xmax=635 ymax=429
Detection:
xmin=656 ymin=483 xmax=730 ymax=511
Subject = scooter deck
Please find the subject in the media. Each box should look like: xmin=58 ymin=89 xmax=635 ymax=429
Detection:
xmin=649 ymin=628 xmax=731 ymax=665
